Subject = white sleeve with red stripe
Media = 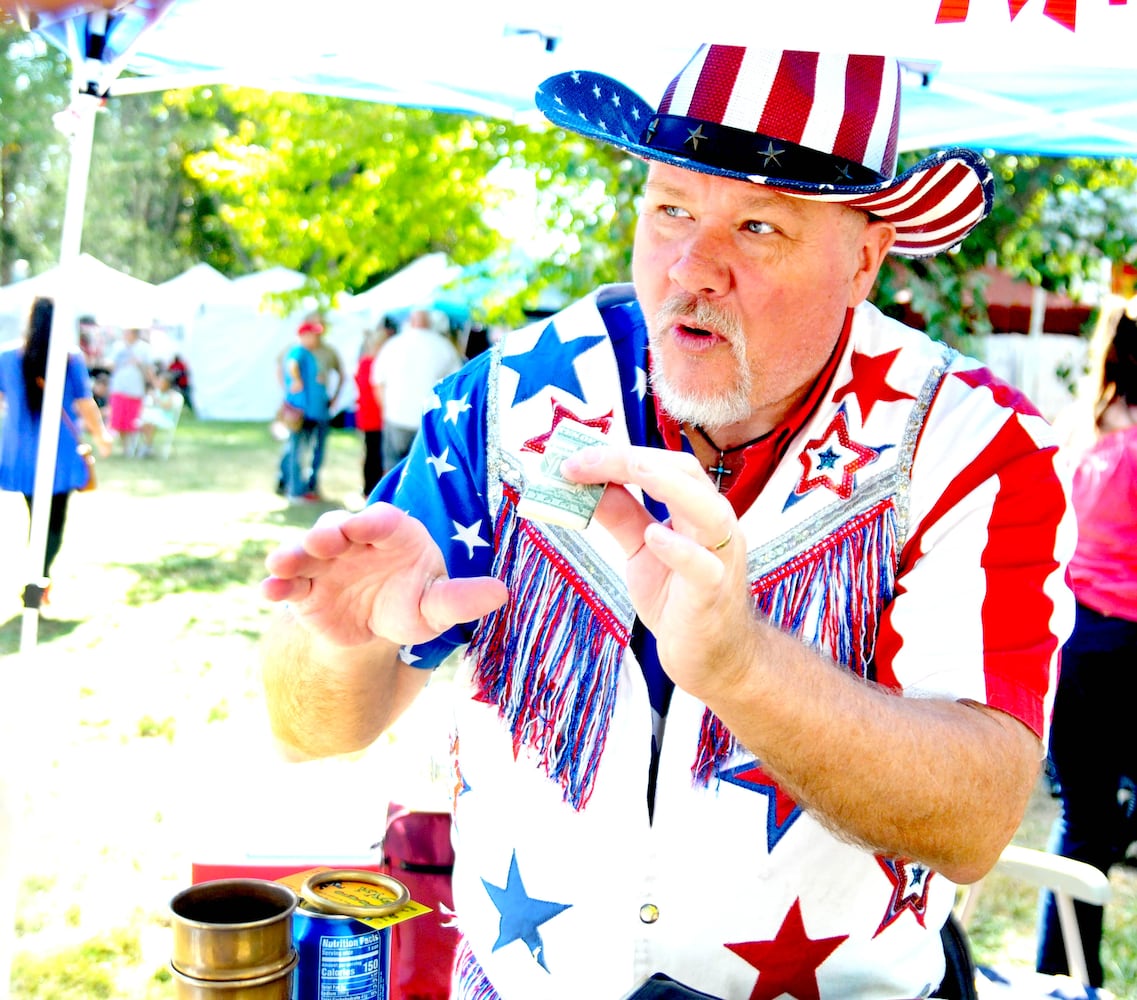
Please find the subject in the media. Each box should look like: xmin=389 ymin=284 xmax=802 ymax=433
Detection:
xmin=873 ymin=357 xmax=1077 ymax=739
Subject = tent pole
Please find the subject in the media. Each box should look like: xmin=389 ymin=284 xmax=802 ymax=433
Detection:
xmin=3 ymin=84 xmax=99 ymax=1000
xmin=19 ymin=91 xmax=101 ymax=654
xmin=1025 ymin=285 xmax=1047 ymax=411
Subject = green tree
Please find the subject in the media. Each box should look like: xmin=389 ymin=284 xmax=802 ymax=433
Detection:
xmin=175 ymin=89 xmax=512 ymax=308
xmin=0 ymin=21 xmax=69 ymax=283
xmin=878 ymin=151 xmax=1137 ymax=347
xmin=516 ymin=127 xmax=647 ymax=305
xmin=170 ymin=86 xmax=649 ymax=323
xmin=0 ymin=21 xmax=224 ymax=287
xmin=85 ymin=89 xmax=217 ymax=283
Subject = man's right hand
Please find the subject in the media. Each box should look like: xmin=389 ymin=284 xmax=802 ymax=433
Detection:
xmin=262 ymin=502 xmax=508 ymax=648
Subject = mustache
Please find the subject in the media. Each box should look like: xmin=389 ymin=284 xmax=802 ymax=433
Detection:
xmin=653 ymin=293 xmax=743 ymax=342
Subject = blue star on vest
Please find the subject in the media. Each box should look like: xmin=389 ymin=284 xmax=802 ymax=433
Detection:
xmin=482 ymin=850 xmax=571 ymax=972
xmin=500 ymin=321 xmax=605 ymax=406
xmin=720 ymin=760 xmax=803 ymax=851
xmin=816 ymin=446 xmax=840 ymax=470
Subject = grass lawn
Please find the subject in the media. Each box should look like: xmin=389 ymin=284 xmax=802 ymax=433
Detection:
xmin=1 ymin=411 xmax=1134 ymax=998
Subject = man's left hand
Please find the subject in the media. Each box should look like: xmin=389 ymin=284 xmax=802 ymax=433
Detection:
xmin=562 ymin=444 xmax=751 ymax=702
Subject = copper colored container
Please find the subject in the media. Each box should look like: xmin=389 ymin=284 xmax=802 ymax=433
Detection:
xmin=170 ymin=878 xmax=298 ymax=982
xmin=170 ymin=951 xmax=297 ymax=998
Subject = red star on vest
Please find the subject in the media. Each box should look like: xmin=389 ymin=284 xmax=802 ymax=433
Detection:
xmin=831 ymin=349 xmax=915 ymax=423
xmin=521 ymin=400 xmax=614 ymax=454
xmin=726 ymin=899 xmax=848 ymax=1000
xmin=793 ymin=407 xmax=883 ymax=502
xmin=874 ymin=855 xmax=934 ymax=936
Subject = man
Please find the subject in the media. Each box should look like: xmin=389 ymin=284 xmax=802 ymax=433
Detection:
xmin=279 ymin=317 xmax=341 ymax=503
xmin=369 ymin=306 xmax=462 ymax=473
xmin=262 ymin=46 xmax=1075 ymax=998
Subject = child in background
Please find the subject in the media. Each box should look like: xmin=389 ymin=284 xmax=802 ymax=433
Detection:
xmin=137 ymin=371 xmax=180 ymax=458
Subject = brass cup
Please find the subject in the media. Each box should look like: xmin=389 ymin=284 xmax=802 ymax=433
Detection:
xmin=170 ymin=879 xmax=298 ymax=982
xmin=170 ymin=951 xmax=298 ymax=998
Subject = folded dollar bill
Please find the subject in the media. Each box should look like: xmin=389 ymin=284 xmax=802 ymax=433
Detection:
xmin=516 ymin=420 xmax=609 ymax=530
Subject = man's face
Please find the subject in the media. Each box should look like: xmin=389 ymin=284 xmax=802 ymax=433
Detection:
xmin=632 ymin=162 xmax=894 ymax=436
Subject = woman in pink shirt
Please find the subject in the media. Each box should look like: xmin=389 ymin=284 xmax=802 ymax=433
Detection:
xmin=1037 ymin=296 xmax=1137 ymax=986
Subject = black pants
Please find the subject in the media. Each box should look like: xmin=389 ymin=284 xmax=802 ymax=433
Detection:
xmin=23 ymin=491 xmax=71 ymax=577
xmin=1036 ymin=600 xmax=1137 ymax=985
xmin=363 ymin=429 xmax=384 ymax=498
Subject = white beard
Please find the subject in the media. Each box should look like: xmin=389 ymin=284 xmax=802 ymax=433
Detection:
xmin=647 ymin=294 xmax=753 ymax=431
xmin=649 ymin=365 xmax=752 ymax=430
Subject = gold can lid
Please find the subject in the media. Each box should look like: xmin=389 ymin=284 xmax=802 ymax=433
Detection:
xmin=298 ymin=869 xmax=410 ymax=919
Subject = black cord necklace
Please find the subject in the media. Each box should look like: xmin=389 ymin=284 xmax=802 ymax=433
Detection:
xmin=692 ymin=424 xmax=771 ymax=491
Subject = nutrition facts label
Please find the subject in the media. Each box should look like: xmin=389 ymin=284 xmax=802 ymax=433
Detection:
xmin=318 ymin=930 xmax=382 ymax=1000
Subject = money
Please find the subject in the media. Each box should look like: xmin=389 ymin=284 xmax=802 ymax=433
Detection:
xmin=516 ymin=421 xmax=609 ymax=529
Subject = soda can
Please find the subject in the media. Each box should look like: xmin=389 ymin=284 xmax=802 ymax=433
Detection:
xmin=292 ymin=869 xmax=410 ymax=1000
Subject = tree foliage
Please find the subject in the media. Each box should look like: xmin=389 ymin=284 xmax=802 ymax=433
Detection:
xmin=873 ymin=151 xmax=1137 ymax=346
xmin=164 ymin=86 xmax=651 ymax=322
xmin=171 ymin=89 xmax=514 ymax=309
xmin=85 ymin=90 xmax=214 ymax=283
xmin=0 ymin=22 xmax=68 ymax=283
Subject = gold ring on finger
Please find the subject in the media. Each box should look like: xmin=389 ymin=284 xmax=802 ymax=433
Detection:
xmin=708 ymin=530 xmax=732 ymax=552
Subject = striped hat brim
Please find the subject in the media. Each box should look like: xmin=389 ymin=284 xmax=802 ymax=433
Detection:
xmin=536 ymin=69 xmax=994 ymax=258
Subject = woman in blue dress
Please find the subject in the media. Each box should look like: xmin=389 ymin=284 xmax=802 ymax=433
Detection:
xmin=0 ymin=297 xmax=113 ymax=600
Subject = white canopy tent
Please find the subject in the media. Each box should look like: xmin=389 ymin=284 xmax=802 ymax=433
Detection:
xmin=185 ymin=254 xmax=469 ymax=421
xmin=342 ymin=253 xmax=463 ymax=322
xmin=154 ymin=261 xmax=231 ymax=323
xmin=0 ymin=252 xmax=161 ymax=333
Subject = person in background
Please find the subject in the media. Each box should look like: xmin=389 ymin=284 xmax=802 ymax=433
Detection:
xmin=77 ymin=314 xmax=99 ymax=371
xmin=307 ymin=319 xmax=345 ymax=498
xmin=463 ymin=322 xmax=492 ymax=361
xmin=167 ymin=353 xmax=193 ymax=413
xmin=90 ymin=370 xmax=110 ymax=410
xmin=280 ymin=318 xmax=339 ymax=504
xmin=261 ymin=45 xmax=1075 ymax=998
xmin=355 ymin=316 xmax=396 ymax=499
xmin=369 ymin=306 xmax=462 ymax=473
xmin=0 ymin=297 xmax=113 ymax=603
xmin=107 ymin=326 xmax=154 ymax=456
xmin=136 ymin=369 xmax=181 ymax=459
xmin=1036 ymin=295 xmax=1137 ymax=987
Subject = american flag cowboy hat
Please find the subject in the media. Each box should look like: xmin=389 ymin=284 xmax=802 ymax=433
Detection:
xmin=535 ymin=45 xmax=994 ymax=258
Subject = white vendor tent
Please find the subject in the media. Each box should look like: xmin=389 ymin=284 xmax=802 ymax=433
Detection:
xmin=0 ymin=253 xmax=161 ymax=336
xmin=341 ymin=253 xmax=463 ymax=324
xmin=154 ymin=261 xmax=232 ymax=324
xmin=185 ymin=255 xmax=473 ymax=421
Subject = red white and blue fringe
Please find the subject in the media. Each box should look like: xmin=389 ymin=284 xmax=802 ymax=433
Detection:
xmin=453 ymin=938 xmax=501 ymax=1000
xmin=471 ymin=488 xmax=899 ymax=797
xmin=693 ymin=499 xmax=899 ymax=785
xmin=469 ymin=487 xmax=630 ymax=811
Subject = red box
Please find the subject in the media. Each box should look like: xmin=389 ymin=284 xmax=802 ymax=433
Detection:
xmin=192 ymin=857 xmax=386 ymax=885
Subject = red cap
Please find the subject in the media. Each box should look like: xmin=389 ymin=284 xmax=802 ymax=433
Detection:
xmin=298 ymin=319 xmax=324 ymax=336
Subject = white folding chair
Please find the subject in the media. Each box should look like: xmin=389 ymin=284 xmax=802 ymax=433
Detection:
xmin=957 ymin=844 xmax=1113 ymax=990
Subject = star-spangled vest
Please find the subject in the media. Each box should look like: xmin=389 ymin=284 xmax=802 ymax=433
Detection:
xmin=445 ymin=285 xmax=1066 ymax=1000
